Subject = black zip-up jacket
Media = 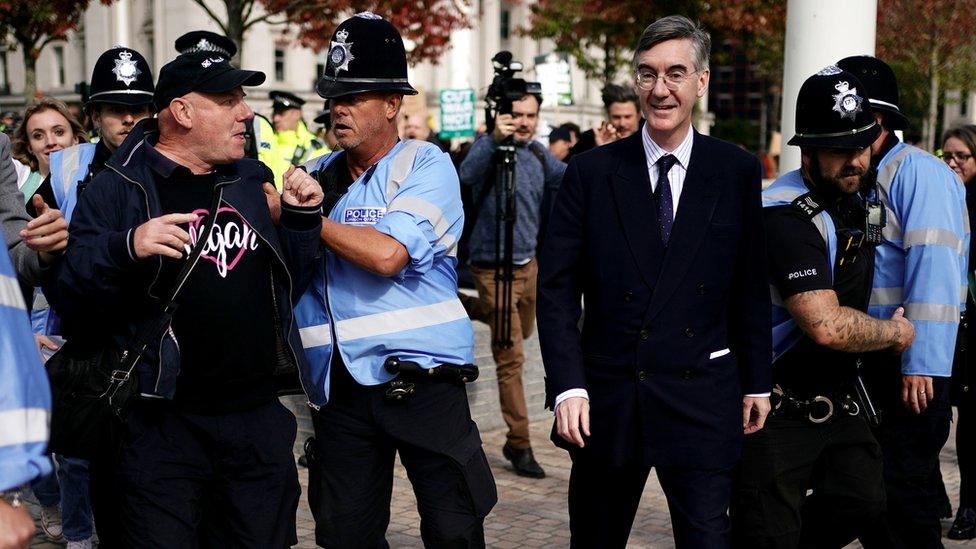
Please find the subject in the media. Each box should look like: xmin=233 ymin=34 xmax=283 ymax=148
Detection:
xmin=46 ymin=119 xmax=321 ymax=400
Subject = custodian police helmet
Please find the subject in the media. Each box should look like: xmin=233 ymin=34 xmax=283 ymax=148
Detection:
xmin=788 ymin=65 xmax=881 ymax=150
xmin=837 ymin=55 xmax=910 ymax=131
xmin=315 ymin=12 xmax=418 ymax=99
xmin=86 ymin=47 xmax=155 ymax=109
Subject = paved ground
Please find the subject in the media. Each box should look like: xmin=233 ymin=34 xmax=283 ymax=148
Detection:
xmin=26 ymin=412 xmax=976 ymax=548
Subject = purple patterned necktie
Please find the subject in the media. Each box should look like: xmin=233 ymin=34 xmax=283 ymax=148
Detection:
xmin=655 ymin=154 xmax=677 ymax=245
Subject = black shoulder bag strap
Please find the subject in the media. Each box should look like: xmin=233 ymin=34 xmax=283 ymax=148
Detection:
xmin=103 ymin=187 xmax=223 ymax=402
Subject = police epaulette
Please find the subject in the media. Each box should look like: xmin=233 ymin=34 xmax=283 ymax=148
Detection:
xmin=790 ymin=192 xmax=825 ymax=219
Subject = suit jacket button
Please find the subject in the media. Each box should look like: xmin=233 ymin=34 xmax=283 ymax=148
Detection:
xmin=638 ymin=371 xmax=647 ymax=381
xmin=697 ymin=284 xmax=706 ymax=295
xmin=640 ymin=329 xmax=649 ymax=341
xmin=682 ymin=369 xmax=692 ymax=379
xmin=684 ymin=328 xmax=695 ymax=338
xmin=624 ymin=291 xmax=634 ymax=302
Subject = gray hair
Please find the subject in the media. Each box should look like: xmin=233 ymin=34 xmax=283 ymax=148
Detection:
xmin=632 ymin=15 xmax=711 ymax=72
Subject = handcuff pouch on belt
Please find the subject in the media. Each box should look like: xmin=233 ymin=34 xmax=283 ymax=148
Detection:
xmin=382 ymin=357 xmax=480 ymax=404
xmin=771 ymin=385 xmax=861 ymax=424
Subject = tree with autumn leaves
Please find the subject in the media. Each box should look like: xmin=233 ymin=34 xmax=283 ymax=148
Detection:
xmin=521 ymin=0 xmax=784 ymax=88
xmin=877 ymin=0 xmax=976 ymax=151
xmin=0 ymin=0 xmax=113 ymax=104
xmin=189 ymin=0 xmax=470 ymax=66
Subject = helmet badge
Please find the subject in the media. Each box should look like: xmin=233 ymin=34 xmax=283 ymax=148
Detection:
xmin=113 ymin=50 xmax=141 ymax=86
xmin=329 ymin=28 xmax=354 ymax=76
xmin=832 ymin=80 xmax=863 ymax=121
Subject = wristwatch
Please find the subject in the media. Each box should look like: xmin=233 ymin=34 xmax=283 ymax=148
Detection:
xmin=0 ymin=487 xmax=24 ymax=508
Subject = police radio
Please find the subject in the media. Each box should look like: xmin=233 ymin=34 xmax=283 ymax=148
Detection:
xmin=865 ymin=199 xmax=885 ymax=245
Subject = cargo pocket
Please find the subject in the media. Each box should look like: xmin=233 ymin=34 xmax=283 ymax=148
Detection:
xmin=459 ymin=448 xmax=498 ymax=518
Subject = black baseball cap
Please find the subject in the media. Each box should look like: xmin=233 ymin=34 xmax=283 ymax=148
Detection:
xmin=788 ymin=65 xmax=881 ymax=150
xmin=837 ymin=55 xmax=910 ymax=130
xmin=154 ymin=51 xmax=265 ymax=111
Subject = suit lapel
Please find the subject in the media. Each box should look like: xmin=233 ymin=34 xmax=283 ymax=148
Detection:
xmin=608 ymin=133 xmax=662 ymax=289
xmin=646 ymin=132 xmax=722 ymax=322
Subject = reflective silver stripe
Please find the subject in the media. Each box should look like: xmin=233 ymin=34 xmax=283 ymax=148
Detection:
xmin=386 ymin=141 xmax=424 ymax=202
xmin=876 ymin=145 xmax=917 ymax=194
xmin=793 ymin=121 xmax=877 ymax=139
xmin=59 ymin=145 xmax=82 ymax=197
xmin=336 ymin=299 xmax=468 ymax=342
xmin=0 ymin=273 xmax=26 ymax=311
xmin=870 ymin=98 xmax=901 ymax=111
xmin=870 ymin=287 xmax=903 ymax=306
xmin=770 ymin=284 xmax=784 ymax=307
xmin=810 ymin=213 xmax=829 ymax=243
xmin=762 ymin=189 xmax=801 ymax=207
xmin=319 ymin=76 xmax=413 ymax=84
xmin=0 ymin=408 xmax=49 ymax=447
xmin=388 ymin=196 xmax=450 ymax=239
xmin=903 ymin=228 xmax=966 ymax=254
xmin=88 ymin=89 xmax=154 ymax=99
xmin=905 ymin=303 xmax=960 ymax=322
xmin=299 ymin=324 xmax=332 ymax=348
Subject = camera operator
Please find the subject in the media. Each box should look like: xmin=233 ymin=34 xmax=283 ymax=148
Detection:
xmin=566 ymin=83 xmax=642 ymax=160
xmin=458 ymin=83 xmax=566 ymax=479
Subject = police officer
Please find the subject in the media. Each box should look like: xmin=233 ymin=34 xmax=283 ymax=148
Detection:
xmin=41 ymin=46 xmax=155 ymax=548
xmin=46 ymin=46 xmax=154 ymax=227
xmin=838 ymin=55 xmax=970 ymax=549
xmin=270 ymin=90 xmax=321 ymax=173
xmin=730 ymin=66 xmax=917 ymax=548
xmin=291 ymin=12 xmax=497 ymax=548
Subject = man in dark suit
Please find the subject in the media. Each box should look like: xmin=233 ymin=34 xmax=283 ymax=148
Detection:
xmin=537 ymin=15 xmax=772 ymax=548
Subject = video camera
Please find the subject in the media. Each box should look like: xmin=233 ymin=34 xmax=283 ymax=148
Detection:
xmin=484 ymin=51 xmax=542 ymax=134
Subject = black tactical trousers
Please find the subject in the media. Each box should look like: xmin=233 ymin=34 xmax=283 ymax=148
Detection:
xmin=731 ymin=413 xmax=885 ymax=548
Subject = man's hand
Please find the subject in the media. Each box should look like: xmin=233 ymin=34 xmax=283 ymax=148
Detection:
xmin=743 ymin=396 xmax=771 ymax=435
xmin=282 ymin=166 xmax=324 ymax=208
xmin=132 ymin=213 xmax=197 ymax=259
xmin=20 ymin=195 xmax=68 ymax=262
xmin=34 ymin=334 xmax=60 ymax=362
xmin=889 ymin=306 xmax=915 ymax=354
xmin=555 ymin=396 xmax=590 ymax=447
xmin=0 ymin=499 xmax=35 ymax=549
xmin=491 ymin=113 xmax=516 ymax=143
xmin=902 ymin=375 xmax=934 ymax=414
xmin=263 ymin=182 xmax=281 ymax=225
xmin=593 ymin=121 xmax=620 ymax=146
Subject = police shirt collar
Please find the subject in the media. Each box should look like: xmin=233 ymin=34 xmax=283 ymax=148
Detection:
xmin=642 ymin=124 xmax=694 ymax=172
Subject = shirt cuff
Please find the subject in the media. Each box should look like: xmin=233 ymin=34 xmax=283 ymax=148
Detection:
xmin=745 ymin=393 xmax=771 ymax=398
xmin=554 ymin=388 xmax=589 ymax=411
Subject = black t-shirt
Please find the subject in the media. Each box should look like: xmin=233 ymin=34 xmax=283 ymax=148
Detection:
xmin=155 ymin=169 xmax=278 ymax=414
xmin=766 ymin=189 xmax=875 ymax=394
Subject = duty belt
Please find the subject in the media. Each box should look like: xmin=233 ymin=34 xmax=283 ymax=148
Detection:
xmin=770 ymin=384 xmax=862 ymax=424
xmin=381 ymin=356 xmax=479 ymax=404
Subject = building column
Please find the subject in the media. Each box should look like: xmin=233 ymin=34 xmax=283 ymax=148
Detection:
xmin=779 ymin=0 xmax=877 ymax=172
xmin=114 ymin=0 xmax=131 ymax=46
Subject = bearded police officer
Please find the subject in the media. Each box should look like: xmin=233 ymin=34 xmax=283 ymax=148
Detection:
xmin=291 ymin=12 xmax=497 ymax=548
xmin=730 ymin=67 xmax=916 ymax=548
xmin=836 ymin=55 xmax=970 ymax=549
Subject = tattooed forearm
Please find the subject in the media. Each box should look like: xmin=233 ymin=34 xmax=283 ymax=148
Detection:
xmin=785 ymin=289 xmax=901 ymax=352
